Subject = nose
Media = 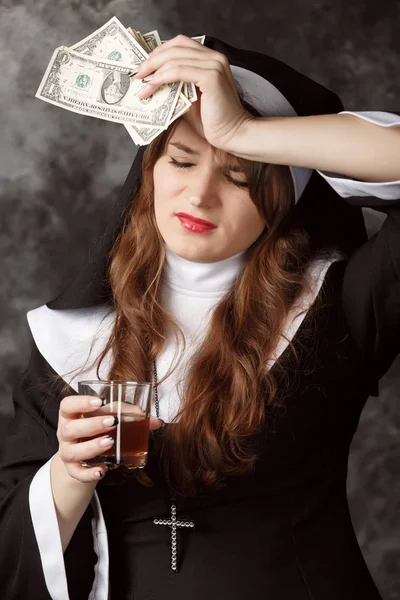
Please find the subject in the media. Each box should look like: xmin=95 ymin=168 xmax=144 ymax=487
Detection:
xmin=187 ymin=167 xmax=220 ymax=207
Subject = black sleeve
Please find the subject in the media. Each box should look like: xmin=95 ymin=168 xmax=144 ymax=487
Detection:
xmin=341 ymin=197 xmax=400 ymax=395
xmin=313 ymin=111 xmax=400 ymax=396
xmin=0 ymin=338 xmax=97 ymax=599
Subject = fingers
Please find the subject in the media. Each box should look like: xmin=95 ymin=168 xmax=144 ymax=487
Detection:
xmin=59 ymin=396 xmax=163 ymax=437
xmin=57 ymin=395 xmax=165 ymax=483
xmin=59 ymin=435 xmax=115 ymax=465
xmin=60 ymin=395 xmax=145 ymax=419
xmin=150 ymin=34 xmax=206 ymax=56
xmin=137 ymin=63 xmax=222 ymax=99
xmin=54 ymin=452 xmax=109 ymax=483
xmin=133 ymin=41 xmax=227 ymax=88
xmin=61 ymin=414 xmax=164 ymax=441
xmin=135 ymin=46 xmax=206 ymax=78
xmin=59 ymin=417 xmax=164 ymax=473
xmin=60 ymin=413 xmax=118 ymax=442
xmin=59 ymin=394 xmax=107 ymax=418
xmin=66 ymin=461 xmax=109 ymax=483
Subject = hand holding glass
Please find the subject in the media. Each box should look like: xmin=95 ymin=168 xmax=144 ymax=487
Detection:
xmin=78 ymin=380 xmax=153 ymax=470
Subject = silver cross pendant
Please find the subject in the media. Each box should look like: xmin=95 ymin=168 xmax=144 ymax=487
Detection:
xmin=153 ymin=498 xmax=195 ymax=572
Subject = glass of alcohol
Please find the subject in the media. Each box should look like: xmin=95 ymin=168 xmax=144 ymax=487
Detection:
xmin=78 ymin=379 xmax=153 ymax=470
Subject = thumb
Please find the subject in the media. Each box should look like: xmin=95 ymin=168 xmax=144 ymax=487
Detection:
xmin=149 ymin=415 xmax=165 ymax=430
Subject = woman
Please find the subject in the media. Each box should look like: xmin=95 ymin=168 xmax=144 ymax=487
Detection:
xmin=0 ymin=34 xmax=399 ymax=600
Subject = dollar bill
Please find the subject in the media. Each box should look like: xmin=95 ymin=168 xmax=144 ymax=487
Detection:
xmin=125 ymin=124 xmax=165 ymax=145
xmin=125 ymin=91 xmax=192 ymax=145
xmin=127 ymin=28 xmax=162 ymax=53
xmin=159 ymin=35 xmax=205 ymax=44
xmin=35 ymin=46 xmax=184 ymax=129
xmin=127 ymin=27 xmax=152 ymax=54
xmin=187 ymin=36 xmax=205 ymax=102
xmin=142 ymin=30 xmax=162 ymax=52
xmin=35 ymin=17 xmax=205 ymax=145
xmin=70 ymin=19 xmax=191 ymax=143
xmin=71 ymin=16 xmax=150 ymax=65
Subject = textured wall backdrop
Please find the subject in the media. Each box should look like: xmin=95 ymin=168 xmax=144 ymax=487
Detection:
xmin=1 ymin=0 xmax=399 ymax=597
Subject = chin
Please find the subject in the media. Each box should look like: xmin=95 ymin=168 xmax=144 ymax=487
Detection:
xmin=165 ymin=240 xmax=220 ymax=263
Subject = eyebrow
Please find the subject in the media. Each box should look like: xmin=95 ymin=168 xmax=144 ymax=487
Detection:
xmin=169 ymin=141 xmax=199 ymax=155
xmin=168 ymin=141 xmax=244 ymax=173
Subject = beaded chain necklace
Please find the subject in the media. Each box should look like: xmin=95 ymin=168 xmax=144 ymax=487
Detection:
xmin=151 ymin=359 xmax=195 ymax=572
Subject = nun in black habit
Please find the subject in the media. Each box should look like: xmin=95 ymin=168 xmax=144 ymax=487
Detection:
xmin=0 ymin=34 xmax=399 ymax=600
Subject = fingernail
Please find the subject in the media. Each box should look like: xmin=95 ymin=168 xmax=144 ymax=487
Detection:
xmin=103 ymin=415 xmax=119 ymax=427
xmin=95 ymin=470 xmax=104 ymax=479
xmin=99 ymin=436 xmax=115 ymax=447
xmin=142 ymin=75 xmax=154 ymax=83
xmin=90 ymin=398 xmax=102 ymax=407
xmin=130 ymin=67 xmax=142 ymax=78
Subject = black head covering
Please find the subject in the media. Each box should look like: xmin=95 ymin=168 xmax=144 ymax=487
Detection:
xmin=47 ymin=35 xmax=367 ymax=310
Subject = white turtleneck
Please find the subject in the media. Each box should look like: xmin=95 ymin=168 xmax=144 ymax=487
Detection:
xmin=163 ymin=246 xmax=246 ymax=296
xmin=157 ymin=246 xmax=247 ymax=421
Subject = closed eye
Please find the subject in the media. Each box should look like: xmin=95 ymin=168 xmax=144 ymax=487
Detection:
xmin=168 ymin=158 xmax=248 ymax=189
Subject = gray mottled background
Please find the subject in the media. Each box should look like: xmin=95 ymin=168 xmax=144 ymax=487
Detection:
xmin=1 ymin=1 xmax=399 ymax=597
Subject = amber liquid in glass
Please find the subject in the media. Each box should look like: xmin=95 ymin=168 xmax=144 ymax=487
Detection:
xmin=82 ymin=414 xmax=150 ymax=469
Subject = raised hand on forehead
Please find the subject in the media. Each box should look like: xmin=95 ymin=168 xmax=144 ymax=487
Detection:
xmin=131 ymin=34 xmax=255 ymax=153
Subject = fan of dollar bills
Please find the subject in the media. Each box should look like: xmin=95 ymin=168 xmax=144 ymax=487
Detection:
xmin=35 ymin=16 xmax=205 ymax=146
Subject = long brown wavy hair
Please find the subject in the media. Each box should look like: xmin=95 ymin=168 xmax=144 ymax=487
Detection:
xmin=55 ymin=94 xmax=337 ymax=497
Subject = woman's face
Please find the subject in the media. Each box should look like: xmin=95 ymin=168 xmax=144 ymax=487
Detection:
xmin=152 ymin=109 xmax=265 ymax=263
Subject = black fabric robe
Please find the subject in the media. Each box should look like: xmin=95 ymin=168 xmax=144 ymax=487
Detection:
xmin=1 ymin=33 xmax=399 ymax=600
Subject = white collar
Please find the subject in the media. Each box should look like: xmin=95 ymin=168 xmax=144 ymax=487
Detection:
xmin=162 ymin=246 xmax=246 ymax=295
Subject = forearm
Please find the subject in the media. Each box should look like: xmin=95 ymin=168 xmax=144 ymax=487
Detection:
xmin=234 ymin=113 xmax=400 ymax=183
xmin=50 ymin=453 xmax=97 ymax=552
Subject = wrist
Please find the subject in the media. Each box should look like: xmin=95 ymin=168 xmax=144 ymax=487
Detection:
xmin=51 ymin=453 xmax=98 ymax=491
xmin=224 ymin=115 xmax=271 ymax=162
xmin=50 ymin=453 xmax=97 ymax=553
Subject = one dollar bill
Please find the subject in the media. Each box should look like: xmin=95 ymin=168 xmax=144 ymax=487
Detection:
xmin=35 ymin=46 xmax=184 ymax=129
xmin=71 ymin=16 xmax=150 ymax=66
xmin=35 ymin=17 xmax=205 ymax=145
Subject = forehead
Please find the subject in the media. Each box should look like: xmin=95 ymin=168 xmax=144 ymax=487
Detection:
xmin=168 ymin=113 xmax=244 ymax=172
xmin=170 ymin=112 xmax=207 ymax=146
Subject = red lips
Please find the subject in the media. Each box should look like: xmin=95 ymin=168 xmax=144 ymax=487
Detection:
xmin=176 ymin=213 xmax=216 ymax=228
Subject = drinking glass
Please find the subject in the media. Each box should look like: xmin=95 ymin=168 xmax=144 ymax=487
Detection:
xmin=78 ymin=379 xmax=153 ymax=469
